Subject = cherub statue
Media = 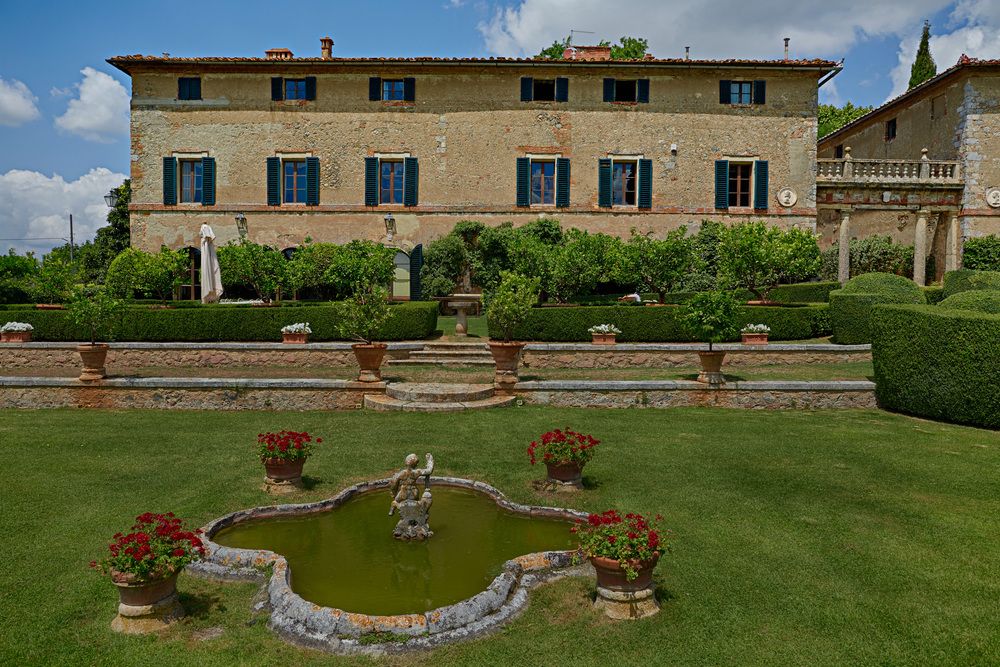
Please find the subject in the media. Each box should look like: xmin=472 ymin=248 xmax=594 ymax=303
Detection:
xmin=388 ymin=453 xmax=435 ymax=540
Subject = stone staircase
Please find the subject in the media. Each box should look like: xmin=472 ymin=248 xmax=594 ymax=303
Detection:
xmin=386 ymin=342 xmax=494 ymax=366
xmin=363 ymin=383 xmax=515 ymax=412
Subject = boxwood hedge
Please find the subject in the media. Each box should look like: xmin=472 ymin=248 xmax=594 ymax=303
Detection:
xmin=872 ymin=304 xmax=1000 ymax=429
xmin=942 ymin=269 xmax=1000 ymax=297
xmin=829 ymin=273 xmax=926 ymax=344
xmin=577 ymin=281 xmax=840 ymax=306
xmin=0 ymin=301 xmax=438 ymax=342
xmin=490 ymin=303 xmax=830 ymax=342
xmin=937 ymin=290 xmax=1000 ymax=314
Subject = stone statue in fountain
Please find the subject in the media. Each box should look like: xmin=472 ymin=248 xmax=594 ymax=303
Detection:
xmin=388 ymin=453 xmax=434 ymax=541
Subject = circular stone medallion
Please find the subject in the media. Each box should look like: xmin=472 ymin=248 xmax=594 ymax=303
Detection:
xmin=986 ymin=187 xmax=1000 ymax=209
xmin=776 ymin=187 xmax=797 ymax=207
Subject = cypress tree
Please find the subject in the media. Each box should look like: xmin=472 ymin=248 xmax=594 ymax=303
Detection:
xmin=908 ymin=21 xmax=937 ymax=89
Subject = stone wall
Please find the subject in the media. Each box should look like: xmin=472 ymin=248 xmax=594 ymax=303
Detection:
xmin=959 ymin=75 xmax=1000 ymax=237
xmin=126 ymin=63 xmax=822 ymax=251
xmin=521 ymin=343 xmax=870 ymax=368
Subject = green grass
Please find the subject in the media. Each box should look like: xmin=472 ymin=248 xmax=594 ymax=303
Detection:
xmin=2 ymin=407 xmax=999 ymax=665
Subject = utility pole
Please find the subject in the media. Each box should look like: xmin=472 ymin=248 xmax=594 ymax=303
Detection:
xmin=69 ymin=214 xmax=75 ymax=262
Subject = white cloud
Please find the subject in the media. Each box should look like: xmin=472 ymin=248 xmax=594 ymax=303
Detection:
xmin=478 ymin=0 xmax=950 ymax=60
xmin=0 ymin=167 xmax=128 ymax=255
xmin=0 ymin=77 xmax=40 ymax=127
xmin=54 ymin=67 xmax=129 ymax=142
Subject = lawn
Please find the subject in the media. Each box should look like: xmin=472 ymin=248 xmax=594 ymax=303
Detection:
xmin=2 ymin=407 xmax=998 ymax=665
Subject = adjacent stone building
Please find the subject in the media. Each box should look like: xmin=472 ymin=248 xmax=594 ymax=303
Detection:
xmin=109 ymin=40 xmax=836 ymax=297
xmin=817 ymin=57 xmax=1000 ymax=283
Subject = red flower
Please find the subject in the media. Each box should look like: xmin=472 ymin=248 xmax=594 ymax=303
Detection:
xmin=172 ymin=548 xmax=185 ymax=557
xmin=315 ymin=438 xmax=322 ymax=443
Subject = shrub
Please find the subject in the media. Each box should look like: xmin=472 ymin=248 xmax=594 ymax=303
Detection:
xmin=547 ymin=230 xmax=619 ymax=303
xmin=923 ymin=285 xmax=945 ymax=304
xmin=90 ymin=512 xmax=204 ymax=582
xmin=217 ymin=239 xmax=288 ymax=300
xmin=420 ymin=234 xmax=470 ymax=298
xmin=717 ymin=222 xmax=820 ymax=301
xmin=616 ymin=229 xmax=697 ymax=304
xmin=767 ymin=281 xmax=839 ymax=304
xmin=962 ymin=235 xmax=1000 ymax=271
xmin=937 ymin=290 xmax=1000 ymax=314
xmin=66 ymin=284 xmax=127 ymax=344
xmin=336 ymin=285 xmax=392 ymax=344
xmin=257 ymin=430 xmax=319 ymax=462
xmin=527 ymin=427 xmax=600 ymax=467
xmin=0 ymin=250 xmax=37 ymax=281
xmin=829 ymin=272 xmax=925 ymax=344
xmin=105 ymin=247 xmax=186 ymax=301
xmin=872 ymin=305 xmax=1000 ymax=429
xmin=682 ymin=290 xmax=741 ymax=351
xmin=573 ymin=510 xmax=666 ymax=581
xmin=820 ymin=235 xmax=916 ymax=281
xmin=285 ymin=242 xmax=343 ymax=297
xmin=485 ymin=272 xmax=540 ymax=342
xmin=29 ymin=258 xmax=76 ymax=304
xmin=941 ymin=269 xmax=1000 ymax=297
xmin=322 ymin=240 xmax=395 ymax=300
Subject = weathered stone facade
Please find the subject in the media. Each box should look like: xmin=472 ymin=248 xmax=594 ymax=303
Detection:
xmin=109 ymin=46 xmax=836 ymax=256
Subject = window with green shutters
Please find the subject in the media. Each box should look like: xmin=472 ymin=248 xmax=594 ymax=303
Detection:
xmin=162 ymin=157 xmax=177 ymax=205
xmin=266 ymin=157 xmax=318 ymax=205
xmin=719 ymin=80 xmax=766 ymax=105
xmin=599 ymin=158 xmax=651 ymax=208
xmin=517 ymin=157 xmax=570 ymax=207
xmin=714 ymin=159 xmax=768 ymax=209
xmin=165 ymin=156 xmax=215 ymax=205
xmin=365 ymin=156 xmax=418 ymax=206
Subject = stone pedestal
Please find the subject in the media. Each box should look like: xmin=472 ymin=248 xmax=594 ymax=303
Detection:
xmin=111 ymin=590 xmax=185 ymax=634
xmin=594 ymin=584 xmax=659 ymax=620
xmin=263 ymin=476 xmax=304 ymax=495
xmin=392 ymin=493 xmax=433 ymax=541
xmin=838 ymin=210 xmax=851 ymax=284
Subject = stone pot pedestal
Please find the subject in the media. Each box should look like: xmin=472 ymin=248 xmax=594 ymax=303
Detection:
xmin=537 ymin=461 xmax=584 ymax=491
xmin=488 ymin=341 xmax=526 ymax=395
xmin=77 ymin=343 xmax=110 ymax=382
xmin=110 ymin=572 xmax=185 ymax=634
xmin=696 ymin=351 xmax=726 ymax=385
xmin=591 ymin=555 xmax=660 ymax=620
xmin=352 ymin=343 xmax=387 ymax=383
xmin=262 ymin=458 xmax=304 ymax=494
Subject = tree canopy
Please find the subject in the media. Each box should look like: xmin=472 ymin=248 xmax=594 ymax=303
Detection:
xmin=818 ymin=102 xmax=873 ymax=139
xmin=536 ymin=36 xmax=648 ymax=60
xmin=908 ymin=21 xmax=937 ymax=90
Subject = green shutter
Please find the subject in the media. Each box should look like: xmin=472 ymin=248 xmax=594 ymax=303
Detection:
xmin=364 ymin=157 xmax=379 ymax=206
xmin=305 ymin=76 xmax=317 ymax=101
xmin=555 ymin=77 xmax=568 ymax=102
xmin=636 ymin=79 xmax=650 ymax=103
xmin=719 ymin=80 xmax=730 ymax=104
xmin=520 ymin=77 xmax=533 ymax=102
xmin=403 ymin=157 xmax=418 ymax=206
xmin=714 ymin=160 xmax=729 ymax=209
xmin=306 ymin=157 xmax=320 ymax=205
xmin=603 ymin=78 xmax=615 ymax=102
xmin=369 ymin=77 xmax=382 ymax=101
xmin=515 ymin=157 xmax=530 ymax=207
xmin=403 ymin=77 xmax=416 ymax=102
xmin=271 ymin=77 xmax=283 ymax=101
xmin=754 ymin=160 xmax=769 ymax=209
xmin=598 ymin=158 xmax=612 ymax=208
xmin=410 ymin=244 xmax=423 ymax=301
xmin=556 ymin=158 xmax=570 ymax=208
xmin=266 ymin=157 xmax=281 ymax=206
xmin=162 ymin=157 xmax=177 ymax=205
xmin=752 ymin=80 xmax=766 ymax=105
xmin=637 ymin=159 xmax=652 ymax=209
xmin=201 ymin=157 xmax=216 ymax=206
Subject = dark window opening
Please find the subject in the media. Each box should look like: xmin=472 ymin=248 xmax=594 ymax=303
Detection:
xmin=284 ymin=79 xmax=307 ymax=100
xmin=728 ymin=163 xmax=752 ymax=207
xmin=178 ymin=77 xmax=201 ymax=101
xmin=614 ymin=79 xmax=637 ymax=102
xmin=179 ymin=159 xmax=203 ymax=203
xmin=612 ymin=161 xmax=637 ymax=205
xmin=533 ymin=79 xmax=556 ymax=101
xmin=283 ymin=160 xmax=307 ymax=203
xmin=834 ymin=144 xmax=844 ymax=159
xmin=382 ymin=80 xmax=405 ymax=101
xmin=885 ymin=118 xmax=897 ymax=141
xmin=530 ymin=160 xmax=555 ymax=204
xmin=380 ymin=160 xmax=404 ymax=204
xmin=730 ymin=81 xmax=752 ymax=104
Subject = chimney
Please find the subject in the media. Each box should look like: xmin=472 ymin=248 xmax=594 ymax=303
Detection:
xmin=562 ymin=46 xmax=576 ymax=60
xmin=783 ymin=37 xmax=790 ymax=60
xmin=685 ymin=46 xmax=690 ymax=60
xmin=265 ymin=48 xmax=294 ymax=60
xmin=320 ymin=37 xmax=334 ymax=60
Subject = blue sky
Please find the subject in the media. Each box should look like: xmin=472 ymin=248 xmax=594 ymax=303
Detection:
xmin=1 ymin=0 xmax=998 ymax=253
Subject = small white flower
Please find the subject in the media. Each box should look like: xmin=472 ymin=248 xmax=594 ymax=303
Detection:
xmin=588 ymin=323 xmax=622 ymax=335
xmin=281 ymin=322 xmax=312 ymax=334
xmin=741 ymin=323 xmax=771 ymax=334
xmin=1 ymin=322 xmax=33 ymax=332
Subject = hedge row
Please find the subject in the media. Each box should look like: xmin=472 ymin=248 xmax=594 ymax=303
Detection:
xmin=937 ymin=290 xmax=1000 ymax=314
xmin=942 ymin=269 xmax=1000 ymax=297
xmin=578 ymin=281 xmax=840 ymax=306
xmin=872 ymin=305 xmax=1000 ymax=429
xmin=829 ymin=273 xmax=926 ymax=344
xmin=0 ymin=301 xmax=439 ymax=342
xmin=490 ymin=303 xmax=830 ymax=342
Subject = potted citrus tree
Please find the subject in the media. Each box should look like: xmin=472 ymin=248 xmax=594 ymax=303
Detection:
xmin=90 ymin=512 xmax=205 ymax=633
xmin=588 ymin=323 xmax=621 ymax=345
xmin=66 ymin=285 xmax=126 ymax=381
xmin=485 ymin=271 xmax=539 ymax=394
xmin=1 ymin=322 xmax=33 ymax=343
xmin=337 ymin=284 xmax=391 ymax=382
xmin=258 ymin=430 xmax=319 ymax=487
xmin=281 ymin=322 xmax=311 ymax=344
xmin=682 ymin=290 xmax=739 ymax=385
xmin=528 ymin=427 xmax=600 ymax=485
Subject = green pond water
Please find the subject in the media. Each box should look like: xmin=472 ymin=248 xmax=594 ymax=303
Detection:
xmin=213 ymin=486 xmax=576 ymax=615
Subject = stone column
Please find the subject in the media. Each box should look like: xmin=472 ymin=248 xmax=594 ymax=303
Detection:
xmin=944 ymin=212 xmax=960 ymax=273
xmin=838 ymin=210 xmax=851 ymax=284
xmin=913 ymin=209 xmax=929 ymax=286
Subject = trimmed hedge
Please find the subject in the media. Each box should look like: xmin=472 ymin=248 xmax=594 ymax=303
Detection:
xmin=830 ymin=273 xmax=925 ymax=344
xmin=577 ymin=281 xmax=840 ymax=306
xmin=942 ymin=269 xmax=1000 ymax=297
xmin=938 ymin=290 xmax=1000 ymax=314
xmin=872 ymin=304 xmax=1000 ymax=429
xmin=923 ymin=285 xmax=945 ymax=304
xmin=0 ymin=301 xmax=438 ymax=342
xmin=490 ymin=303 xmax=830 ymax=342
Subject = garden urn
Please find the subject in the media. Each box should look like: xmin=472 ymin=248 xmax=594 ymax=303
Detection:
xmin=77 ymin=343 xmax=110 ymax=382
xmin=545 ymin=460 xmax=584 ymax=484
xmin=488 ymin=341 xmax=526 ymax=394
xmin=352 ymin=343 xmax=387 ymax=382
xmin=696 ymin=351 xmax=726 ymax=385
xmin=263 ymin=457 xmax=306 ymax=483
xmin=110 ymin=570 xmax=184 ymax=633
xmin=591 ymin=552 xmax=661 ymax=620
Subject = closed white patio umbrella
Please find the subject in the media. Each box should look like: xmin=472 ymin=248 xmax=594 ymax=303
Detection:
xmin=199 ymin=224 xmax=223 ymax=304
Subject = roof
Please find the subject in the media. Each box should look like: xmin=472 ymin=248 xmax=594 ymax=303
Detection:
xmin=819 ymin=55 xmax=1000 ymax=146
xmin=107 ymin=54 xmax=838 ymax=75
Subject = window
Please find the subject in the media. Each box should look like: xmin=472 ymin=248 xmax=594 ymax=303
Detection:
xmin=728 ymin=163 xmax=752 ymax=207
xmin=834 ymin=144 xmax=844 ymax=159
xmin=178 ymin=77 xmax=201 ymax=101
xmin=932 ymin=95 xmax=946 ymax=120
xmin=380 ymin=160 xmax=404 ymax=204
xmin=532 ymin=79 xmax=556 ymax=101
xmin=615 ymin=80 xmax=637 ymax=102
xmin=730 ymin=81 xmax=752 ymax=104
xmin=284 ymin=79 xmax=307 ymax=100
xmin=530 ymin=160 xmax=555 ymax=204
xmin=283 ymin=160 xmax=307 ymax=203
xmin=179 ymin=159 xmax=203 ymax=203
xmin=885 ymin=118 xmax=897 ymax=141
xmin=382 ymin=80 xmax=405 ymax=101
xmin=612 ymin=161 xmax=637 ymax=206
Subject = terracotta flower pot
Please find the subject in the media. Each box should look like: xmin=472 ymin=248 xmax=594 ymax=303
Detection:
xmin=696 ymin=350 xmax=726 ymax=385
xmin=1 ymin=331 xmax=31 ymax=343
xmin=545 ymin=460 xmax=584 ymax=483
xmin=741 ymin=333 xmax=769 ymax=345
xmin=591 ymin=333 xmax=617 ymax=345
xmin=77 ymin=343 xmax=110 ymax=382
xmin=263 ymin=457 xmax=306 ymax=482
xmin=282 ymin=332 xmax=309 ymax=344
xmin=352 ymin=343 xmax=387 ymax=382
xmin=488 ymin=341 xmax=526 ymax=394
xmin=111 ymin=570 xmax=180 ymax=608
xmin=590 ymin=552 xmax=660 ymax=592
xmin=35 ymin=303 xmax=65 ymax=310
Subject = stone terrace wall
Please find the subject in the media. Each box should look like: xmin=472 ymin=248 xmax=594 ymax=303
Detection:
xmin=521 ymin=343 xmax=870 ymax=368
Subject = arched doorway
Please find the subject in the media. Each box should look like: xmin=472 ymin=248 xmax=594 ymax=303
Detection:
xmin=391 ymin=250 xmax=410 ymax=300
xmin=180 ymin=246 xmax=201 ymax=300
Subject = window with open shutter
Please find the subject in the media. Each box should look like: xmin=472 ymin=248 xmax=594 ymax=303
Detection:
xmin=598 ymin=158 xmax=612 ymax=208
xmin=306 ymin=157 xmax=320 ymax=205
xmin=266 ymin=157 xmax=281 ymax=206
xmin=410 ymin=244 xmax=423 ymax=301
xmin=403 ymin=77 xmax=416 ymax=102
xmin=637 ymin=159 xmax=652 ymax=209
xmin=555 ymin=77 xmax=568 ymax=102
xmin=636 ymin=79 xmax=650 ymax=104
xmin=556 ymin=158 xmax=570 ymax=207
xmin=369 ymin=77 xmax=382 ymax=101
xmin=753 ymin=160 xmax=768 ymax=209
xmin=718 ymin=80 xmax=730 ymax=104
xmin=752 ymin=80 xmax=766 ymax=105
xmin=403 ymin=157 xmax=419 ymax=206
xmin=201 ymin=157 xmax=216 ymax=206
xmin=364 ymin=157 xmax=379 ymax=206
xmin=714 ymin=160 xmax=729 ymax=209
xmin=515 ymin=157 xmax=530 ymax=207
xmin=162 ymin=157 xmax=177 ymax=205
xmin=271 ymin=77 xmax=283 ymax=101
xmin=603 ymin=78 xmax=615 ymax=103
xmin=520 ymin=77 xmax=533 ymax=102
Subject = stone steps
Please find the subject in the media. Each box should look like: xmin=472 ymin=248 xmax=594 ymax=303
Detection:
xmin=388 ymin=344 xmax=495 ymax=367
xmin=409 ymin=349 xmax=492 ymax=358
xmin=364 ymin=393 xmax=515 ymax=412
xmin=386 ymin=357 xmax=495 ymax=366
xmin=386 ymin=383 xmax=495 ymax=403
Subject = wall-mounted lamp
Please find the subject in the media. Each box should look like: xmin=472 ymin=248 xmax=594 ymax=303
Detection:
xmin=384 ymin=212 xmax=396 ymax=242
xmin=669 ymin=143 xmax=678 ymax=155
xmin=104 ymin=189 xmax=119 ymax=208
xmin=235 ymin=212 xmax=248 ymax=238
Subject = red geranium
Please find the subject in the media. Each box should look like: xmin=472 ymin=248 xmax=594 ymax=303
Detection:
xmin=257 ymin=430 xmax=317 ymax=462
xmin=91 ymin=513 xmax=205 ymax=583
xmin=527 ymin=427 xmax=599 ymax=466
xmin=573 ymin=510 xmax=668 ymax=581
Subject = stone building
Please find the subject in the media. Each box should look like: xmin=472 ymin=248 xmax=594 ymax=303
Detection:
xmin=817 ymin=57 xmax=1000 ymax=283
xmin=109 ymin=40 xmax=836 ymax=298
